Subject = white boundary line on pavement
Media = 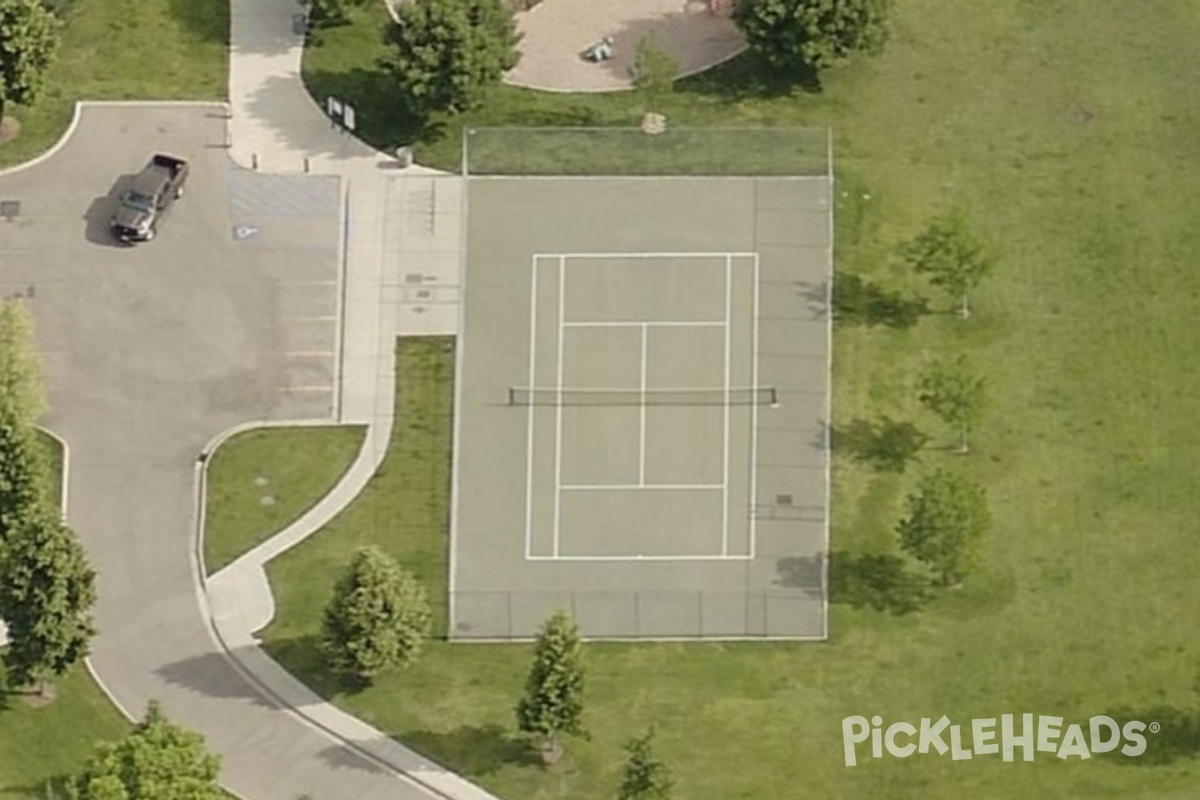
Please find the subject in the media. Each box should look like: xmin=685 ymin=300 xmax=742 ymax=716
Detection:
xmin=526 ymin=251 xmax=760 ymax=563
xmin=527 ymin=554 xmax=753 ymax=562
xmin=562 ymin=320 xmax=725 ymax=327
xmin=561 ymin=483 xmax=724 ymax=491
xmin=638 ymin=323 xmax=648 ymax=486
xmin=749 ymin=251 xmax=761 ymax=561
xmin=552 ymin=255 xmax=566 ymax=558
xmin=523 ymin=255 xmax=542 ymax=560
xmin=721 ymin=255 xmax=732 ymax=556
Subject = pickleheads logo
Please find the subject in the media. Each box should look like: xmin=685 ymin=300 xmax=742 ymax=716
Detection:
xmin=842 ymin=714 xmax=1157 ymax=766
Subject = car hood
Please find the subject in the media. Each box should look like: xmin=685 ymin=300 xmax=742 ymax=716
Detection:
xmin=112 ymin=205 xmax=152 ymax=230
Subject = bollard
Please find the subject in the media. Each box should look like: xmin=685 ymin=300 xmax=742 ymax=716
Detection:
xmin=252 ymin=153 xmax=258 ymax=170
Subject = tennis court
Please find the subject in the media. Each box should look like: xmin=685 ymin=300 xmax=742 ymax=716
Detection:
xmin=451 ymin=129 xmax=832 ymax=639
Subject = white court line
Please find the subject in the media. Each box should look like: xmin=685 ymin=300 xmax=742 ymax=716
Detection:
xmin=722 ymin=255 xmax=732 ymax=557
xmin=639 ymin=323 xmax=648 ymax=486
xmin=533 ymin=251 xmax=758 ymax=260
xmin=524 ymin=255 xmax=541 ymax=560
xmin=277 ymin=386 xmax=334 ymax=392
xmin=283 ymin=316 xmax=338 ymax=322
xmin=560 ymin=483 xmax=724 ymax=491
xmin=284 ymin=280 xmax=338 ymax=286
xmin=561 ymin=320 xmax=726 ymax=328
xmin=280 ymin=351 xmax=336 ymax=357
xmin=527 ymin=554 xmax=753 ymax=562
xmin=750 ymin=253 xmax=761 ymax=560
xmin=553 ymin=256 xmax=566 ymax=559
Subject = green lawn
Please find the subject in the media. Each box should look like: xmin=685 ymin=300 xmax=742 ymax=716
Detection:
xmin=0 ymin=432 xmax=130 ymax=800
xmin=262 ymin=339 xmax=455 ymax=690
xmin=0 ymin=666 xmax=130 ymax=800
xmin=33 ymin=429 xmax=64 ymax=511
xmin=0 ymin=0 xmax=228 ymax=170
xmin=255 ymin=1 xmax=1200 ymax=798
xmin=203 ymin=425 xmax=366 ymax=574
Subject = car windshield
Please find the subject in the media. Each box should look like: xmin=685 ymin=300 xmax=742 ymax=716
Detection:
xmin=120 ymin=191 xmax=155 ymax=213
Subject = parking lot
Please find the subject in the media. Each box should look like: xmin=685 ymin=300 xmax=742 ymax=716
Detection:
xmin=0 ymin=104 xmax=341 ymax=427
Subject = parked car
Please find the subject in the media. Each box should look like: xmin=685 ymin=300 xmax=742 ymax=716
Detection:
xmin=110 ymin=154 xmax=189 ymax=243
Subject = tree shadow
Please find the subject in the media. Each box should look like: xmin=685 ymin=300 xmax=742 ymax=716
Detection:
xmin=1101 ymin=705 xmax=1200 ymax=765
xmin=166 ymin=0 xmax=230 ymax=44
xmin=829 ymin=550 xmax=930 ymax=615
xmin=677 ymin=50 xmax=821 ymax=101
xmin=260 ymin=634 xmax=350 ymax=699
xmin=833 ymin=273 xmax=929 ymax=329
xmin=833 ymin=417 xmax=927 ymax=472
xmin=402 ymin=724 xmax=540 ymax=776
xmin=302 ymin=66 xmax=429 ymax=154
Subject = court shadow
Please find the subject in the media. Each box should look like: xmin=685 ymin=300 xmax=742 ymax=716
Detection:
xmin=833 ymin=417 xmax=927 ymax=473
xmin=1100 ymin=705 xmax=1200 ymax=765
xmin=403 ymin=724 xmax=540 ymax=776
xmin=833 ymin=273 xmax=929 ymax=329
xmin=829 ymin=550 xmax=930 ymax=615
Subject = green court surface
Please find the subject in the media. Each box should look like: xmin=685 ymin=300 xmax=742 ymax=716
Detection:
xmin=452 ymin=174 xmax=832 ymax=639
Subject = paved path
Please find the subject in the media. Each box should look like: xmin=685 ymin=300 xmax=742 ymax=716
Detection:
xmin=504 ymin=0 xmax=745 ymax=92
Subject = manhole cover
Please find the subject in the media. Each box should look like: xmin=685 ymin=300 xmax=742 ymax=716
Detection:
xmin=0 ymin=200 xmax=19 ymax=220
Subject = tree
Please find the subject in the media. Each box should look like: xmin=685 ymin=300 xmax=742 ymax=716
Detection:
xmin=307 ymin=0 xmax=369 ymax=27
xmin=901 ymin=209 xmax=994 ymax=318
xmin=917 ymin=356 xmax=986 ymax=454
xmin=0 ymin=420 xmax=52 ymax=538
xmin=72 ymin=701 xmax=223 ymax=800
xmin=387 ymin=0 xmax=521 ymax=120
xmin=0 ymin=504 xmax=96 ymax=694
xmin=629 ymin=33 xmax=678 ymax=108
xmin=0 ymin=299 xmax=47 ymax=427
xmin=515 ymin=610 xmax=586 ymax=761
xmin=732 ymin=0 xmax=889 ymax=74
xmin=896 ymin=469 xmax=990 ymax=587
xmin=618 ymin=727 xmax=674 ymax=800
xmin=322 ymin=546 xmax=431 ymax=683
xmin=0 ymin=0 xmax=62 ymax=123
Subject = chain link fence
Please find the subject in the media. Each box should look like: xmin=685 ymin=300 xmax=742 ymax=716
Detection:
xmin=449 ymin=589 xmax=825 ymax=640
xmin=462 ymin=126 xmax=832 ymax=177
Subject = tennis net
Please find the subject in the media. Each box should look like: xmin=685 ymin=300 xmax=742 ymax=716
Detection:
xmin=508 ymin=386 xmax=778 ymax=406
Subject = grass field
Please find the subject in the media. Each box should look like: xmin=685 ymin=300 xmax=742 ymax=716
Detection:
xmin=252 ymin=1 xmax=1200 ymax=798
xmin=203 ymin=426 xmax=366 ymax=574
xmin=0 ymin=0 xmax=228 ymax=170
xmin=0 ymin=432 xmax=130 ymax=800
